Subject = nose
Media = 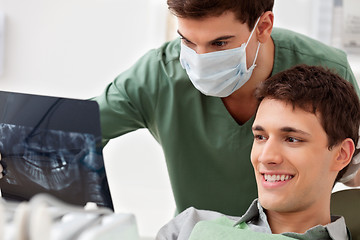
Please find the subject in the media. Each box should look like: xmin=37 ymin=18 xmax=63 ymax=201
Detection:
xmin=196 ymin=47 xmax=209 ymax=54
xmin=257 ymin=138 xmax=283 ymax=165
xmin=192 ymin=45 xmax=212 ymax=54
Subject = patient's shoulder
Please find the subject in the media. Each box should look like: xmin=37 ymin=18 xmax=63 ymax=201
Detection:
xmin=156 ymin=207 xmax=240 ymax=240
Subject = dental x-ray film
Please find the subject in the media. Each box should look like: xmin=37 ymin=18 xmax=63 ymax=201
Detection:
xmin=0 ymin=91 xmax=113 ymax=210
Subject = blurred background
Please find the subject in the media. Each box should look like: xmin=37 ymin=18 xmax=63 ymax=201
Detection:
xmin=0 ymin=0 xmax=359 ymax=238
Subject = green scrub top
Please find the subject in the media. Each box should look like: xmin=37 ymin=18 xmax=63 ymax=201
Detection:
xmin=95 ymin=28 xmax=359 ymax=216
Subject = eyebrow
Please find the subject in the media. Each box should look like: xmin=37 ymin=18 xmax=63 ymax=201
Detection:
xmin=252 ymin=125 xmax=311 ymax=136
xmin=252 ymin=125 xmax=264 ymax=131
xmin=280 ymin=127 xmax=311 ymax=136
xmin=177 ymin=30 xmax=236 ymax=44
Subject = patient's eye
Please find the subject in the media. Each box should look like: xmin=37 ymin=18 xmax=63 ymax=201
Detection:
xmin=254 ymin=134 xmax=267 ymax=141
xmin=286 ymin=137 xmax=302 ymax=143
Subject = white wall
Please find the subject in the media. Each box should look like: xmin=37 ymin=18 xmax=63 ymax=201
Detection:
xmin=0 ymin=0 xmax=359 ymax=238
xmin=273 ymin=0 xmax=360 ymax=81
xmin=0 ymin=0 xmax=169 ymax=97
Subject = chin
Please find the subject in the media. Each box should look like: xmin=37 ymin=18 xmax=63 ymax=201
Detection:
xmin=259 ymin=195 xmax=291 ymax=212
xmin=261 ymin=198 xmax=303 ymax=213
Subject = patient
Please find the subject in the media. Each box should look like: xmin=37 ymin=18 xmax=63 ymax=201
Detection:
xmin=156 ymin=65 xmax=360 ymax=240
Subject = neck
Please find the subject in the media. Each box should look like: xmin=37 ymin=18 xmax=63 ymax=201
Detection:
xmin=266 ymin=199 xmax=332 ymax=234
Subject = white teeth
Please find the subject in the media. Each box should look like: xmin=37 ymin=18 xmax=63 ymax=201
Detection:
xmin=264 ymin=174 xmax=293 ymax=182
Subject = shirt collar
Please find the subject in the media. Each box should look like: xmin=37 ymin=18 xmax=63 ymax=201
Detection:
xmin=234 ymin=199 xmax=349 ymax=240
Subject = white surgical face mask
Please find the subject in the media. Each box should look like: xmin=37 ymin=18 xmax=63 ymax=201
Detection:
xmin=179 ymin=18 xmax=261 ymax=97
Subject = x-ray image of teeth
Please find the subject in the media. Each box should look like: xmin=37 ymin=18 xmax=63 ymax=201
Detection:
xmin=0 ymin=123 xmax=112 ymax=209
xmin=1 ymin=124 xmax=91 ymax=190
xmin=0 ymin=91 xmax=113 ymax=210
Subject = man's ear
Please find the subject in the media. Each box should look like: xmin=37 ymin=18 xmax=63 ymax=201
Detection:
xmin=332 ymin=138 xmax=355 ymax=172
xmin=256 ymin=11 xmax=274 ymax=43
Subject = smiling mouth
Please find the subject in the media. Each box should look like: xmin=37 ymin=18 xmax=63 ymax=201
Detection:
xmin=263 ymin=174 xmax=294 ymax=182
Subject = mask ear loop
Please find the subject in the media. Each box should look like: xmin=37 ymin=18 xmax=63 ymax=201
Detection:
xmin=245 ymin=17 xmax=261 ymax=47
xmin=245 ymin=17 xmax=262 ymax=69
xmin=251 ymin=42 xmax=261 ymax=66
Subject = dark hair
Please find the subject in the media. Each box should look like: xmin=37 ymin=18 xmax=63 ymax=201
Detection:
xmin=167 ymin=0 xmax=274 ymax=29
xmin=255 ymin=64 xmax=360 ymax=182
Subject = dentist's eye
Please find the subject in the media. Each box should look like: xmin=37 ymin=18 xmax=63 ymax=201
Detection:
xmin=180 ymin=37 xmax=194 ymax=46
xmin=212 ymin=41 xmax=228 ymax=47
